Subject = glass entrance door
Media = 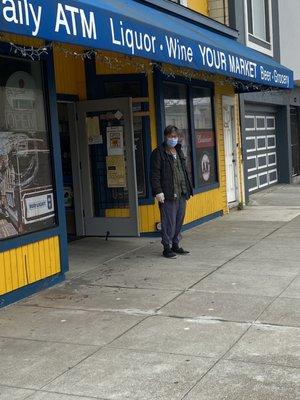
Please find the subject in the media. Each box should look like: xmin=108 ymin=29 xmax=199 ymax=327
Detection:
xmin=77 ymin=98 xmax=139 ymax=236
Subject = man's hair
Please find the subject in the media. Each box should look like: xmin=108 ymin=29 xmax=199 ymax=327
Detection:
xmin=164 ymin=125 xmax=178 ymax=137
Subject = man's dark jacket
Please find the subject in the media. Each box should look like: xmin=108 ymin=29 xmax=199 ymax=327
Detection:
xmin=150 ymin=142 xmax=193 ymax=201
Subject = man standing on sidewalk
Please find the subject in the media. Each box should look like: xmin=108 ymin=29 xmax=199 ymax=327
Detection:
xmin=150 ymin=125 xmax=193 ymax=258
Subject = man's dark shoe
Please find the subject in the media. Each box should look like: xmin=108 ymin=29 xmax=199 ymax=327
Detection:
xmin=171 ymin=246 xmax=190 ymax=255
xmin=163 ymin=248 xmax=177 ymax=259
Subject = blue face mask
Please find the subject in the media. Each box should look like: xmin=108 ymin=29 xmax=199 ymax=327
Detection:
xmin=167 ymin=138 xmax=178 ymax=148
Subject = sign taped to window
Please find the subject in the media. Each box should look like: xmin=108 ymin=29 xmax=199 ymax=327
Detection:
xmin=106 ymin=155 xmax=126 ymax=188
xmin=107 ymin=126 xmax=124 ymax=155
xmin=86 ymin=116 xmax=103 ymax=145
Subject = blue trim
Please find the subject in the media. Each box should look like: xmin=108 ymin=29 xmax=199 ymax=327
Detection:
xmin=0 ymin=0 xmax=292 ymax=89
xmin=141 ymin=210 xmax=223 ymax=237
xmin=0 ymin=228 xmax=61 ymax=252
xmin=0 ymin=273 xmax=65 ymax=308
xmin=193 ymin=182 xmax=220 ymax=195
xmin=45 ymin=50 xmax=69 ymax=274
xmin=182 ymin=210 xmax=223 ymax=231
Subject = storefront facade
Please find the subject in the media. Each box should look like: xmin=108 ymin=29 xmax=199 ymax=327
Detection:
xmin=226 ymin=0 xmax=298 ymax=199
xmin=0 ymin=0 xmax=293 ymax=307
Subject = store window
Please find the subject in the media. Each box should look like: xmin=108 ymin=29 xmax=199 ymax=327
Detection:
xmin=163 ymin=81 xmax=218 ymax=190
xmin=0 ymin=56 xmax=56 ymax=240
xmin=163 ymin=82 xmax=192 ymax=176
xmin=192 ymin=87 xmax=217 ymax=186
xmin=169 ymin=0 xmax=188 ymax=5
xmin=246 ymin=0 xmax=273 ymax=55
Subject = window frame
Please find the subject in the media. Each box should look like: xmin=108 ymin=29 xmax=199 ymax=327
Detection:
xmin=0 ymin=54 xmax=59 ymax=242
xmin=160 ymin=75 xmax=220 ymax=195
xmin=0 ymin=42 xmax=69 ymax=262
xmin=244 ymin=0 xmax=274 ymax=57
xmin=169 ymin=0 xmax=188 ymax=6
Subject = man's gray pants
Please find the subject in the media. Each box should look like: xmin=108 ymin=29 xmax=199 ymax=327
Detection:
xmin=159 ymin=197 xmax=187 ymax=249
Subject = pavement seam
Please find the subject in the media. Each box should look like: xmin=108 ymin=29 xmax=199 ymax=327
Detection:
xmin=101 ymin=345 xmax=300 ymax=371
xmin=0 ymin=335 xmax=102 ymax=347
xmin=223 ymin=356 xmax=300 ymax=370
xmin=22 ymin=388 xmax=108 ymax=400
xmin=156 ymin=314 xmax=300 ymax=329
xmin=36 ymin=313 xmax=151 ymax=392
xmin=36 ymin=343 xmax=109 ymax=392
xmin=252 ymin=273 xmax=300 ymax=325
xmin=179 ymin=216 xmax=300 ymax=400
xmin=180 ymin=322 xmax=254 ymax=400
xmin=6 ymin=191 xmax=300 ymax=399
xmin=187 ymin=229 xmax=291 ymax=292
xmin=101 ymin=344 xmax=218 ymax=360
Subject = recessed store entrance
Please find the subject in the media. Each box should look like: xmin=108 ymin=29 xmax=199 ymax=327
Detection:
xmin=223 ymin=96 xmax=238 ymax=205
xmin=58 ymin=97 xmax=139 ymax=241
xmin=58 ymin=101 xmax=82 ymax=240
xmin=291 ymin=106 xmax=300 ymax=177
xmin=77 ymin=98 xmax=139 ymax=236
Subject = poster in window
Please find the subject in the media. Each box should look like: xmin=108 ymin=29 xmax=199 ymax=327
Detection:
xmin=86 ymin=116 xmax=103 ymax=145
xmin=195 ymin=131 xmax=217 ymax=185
xmin=106 ymin=155 xmax=126 ymax=188
xmin=0 ymin=60 xmax=56 ymax=240
xmin=107 ymin=126 xmax=124 ymax=156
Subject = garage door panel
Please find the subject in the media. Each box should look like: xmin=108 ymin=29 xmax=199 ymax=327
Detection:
xmin=267 ymin=135 xmax=276 ymax=149
xmin=245 ymin=111 xmax=277 ymax=195
xmin=245 ymin=115 xmax=255 ymax=130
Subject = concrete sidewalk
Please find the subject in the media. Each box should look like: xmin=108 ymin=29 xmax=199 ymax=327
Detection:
xmin=0 ymin=184 xmax=300 ymax=400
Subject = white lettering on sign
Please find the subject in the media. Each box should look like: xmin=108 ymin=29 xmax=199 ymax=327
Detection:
xmin=228 ymin=55 xmax=257 ymax=79
xmin=165 ymin=36 xmax=193 ymax=63
xmin=260 ymin=66 xmax=272 ymax=82
xmin=55 ymin=2 xmax=97 ymax=39
xmin=2 ymin=0 xmax=42 ymax=36
xmin=24 ymin=192 xmax=54 ymax=223
xmin=110 ymin=17 xmax=157 ymax=55
xmin=198 ymin=45 xmax=227 ymax=71
xmin=273 ymin=70 xmax=289 ymax=87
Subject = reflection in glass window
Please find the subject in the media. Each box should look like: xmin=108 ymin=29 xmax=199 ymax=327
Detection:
xmin=192 ymin=87 xmax=217 ymax=186
xmin=162 ymin=81 xmax=218 ymax=190
xmin=247 ymin=0 xmax=270 ymax=43
xmin=163 ymin=82 xmax=192 ymax=177
xmin=0 ymin=56 xmax=55 ymax=240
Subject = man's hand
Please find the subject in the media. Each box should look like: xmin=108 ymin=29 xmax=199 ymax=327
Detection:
xmin=156 ymin=193 xmax=165 ymax=203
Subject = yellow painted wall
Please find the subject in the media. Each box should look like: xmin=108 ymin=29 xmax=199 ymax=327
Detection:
xmin=54 ymin=45 xmax=87 ymax=100
xmin=0 ymin=237 xmax=61 ymax=296
xmin=188 ymin=0 xmax=209 ymax=15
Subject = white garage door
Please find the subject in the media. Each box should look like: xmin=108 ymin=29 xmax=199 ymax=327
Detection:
xmin=245 ymin=112 xmax=277 ymax=194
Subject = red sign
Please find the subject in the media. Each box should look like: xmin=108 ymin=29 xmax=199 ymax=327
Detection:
xmin=195 ymin=130 xmax=215 ymax=149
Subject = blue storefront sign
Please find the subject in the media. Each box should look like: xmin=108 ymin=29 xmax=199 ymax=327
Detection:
xmin=0 ymin=0 xmax=294 ymax=89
